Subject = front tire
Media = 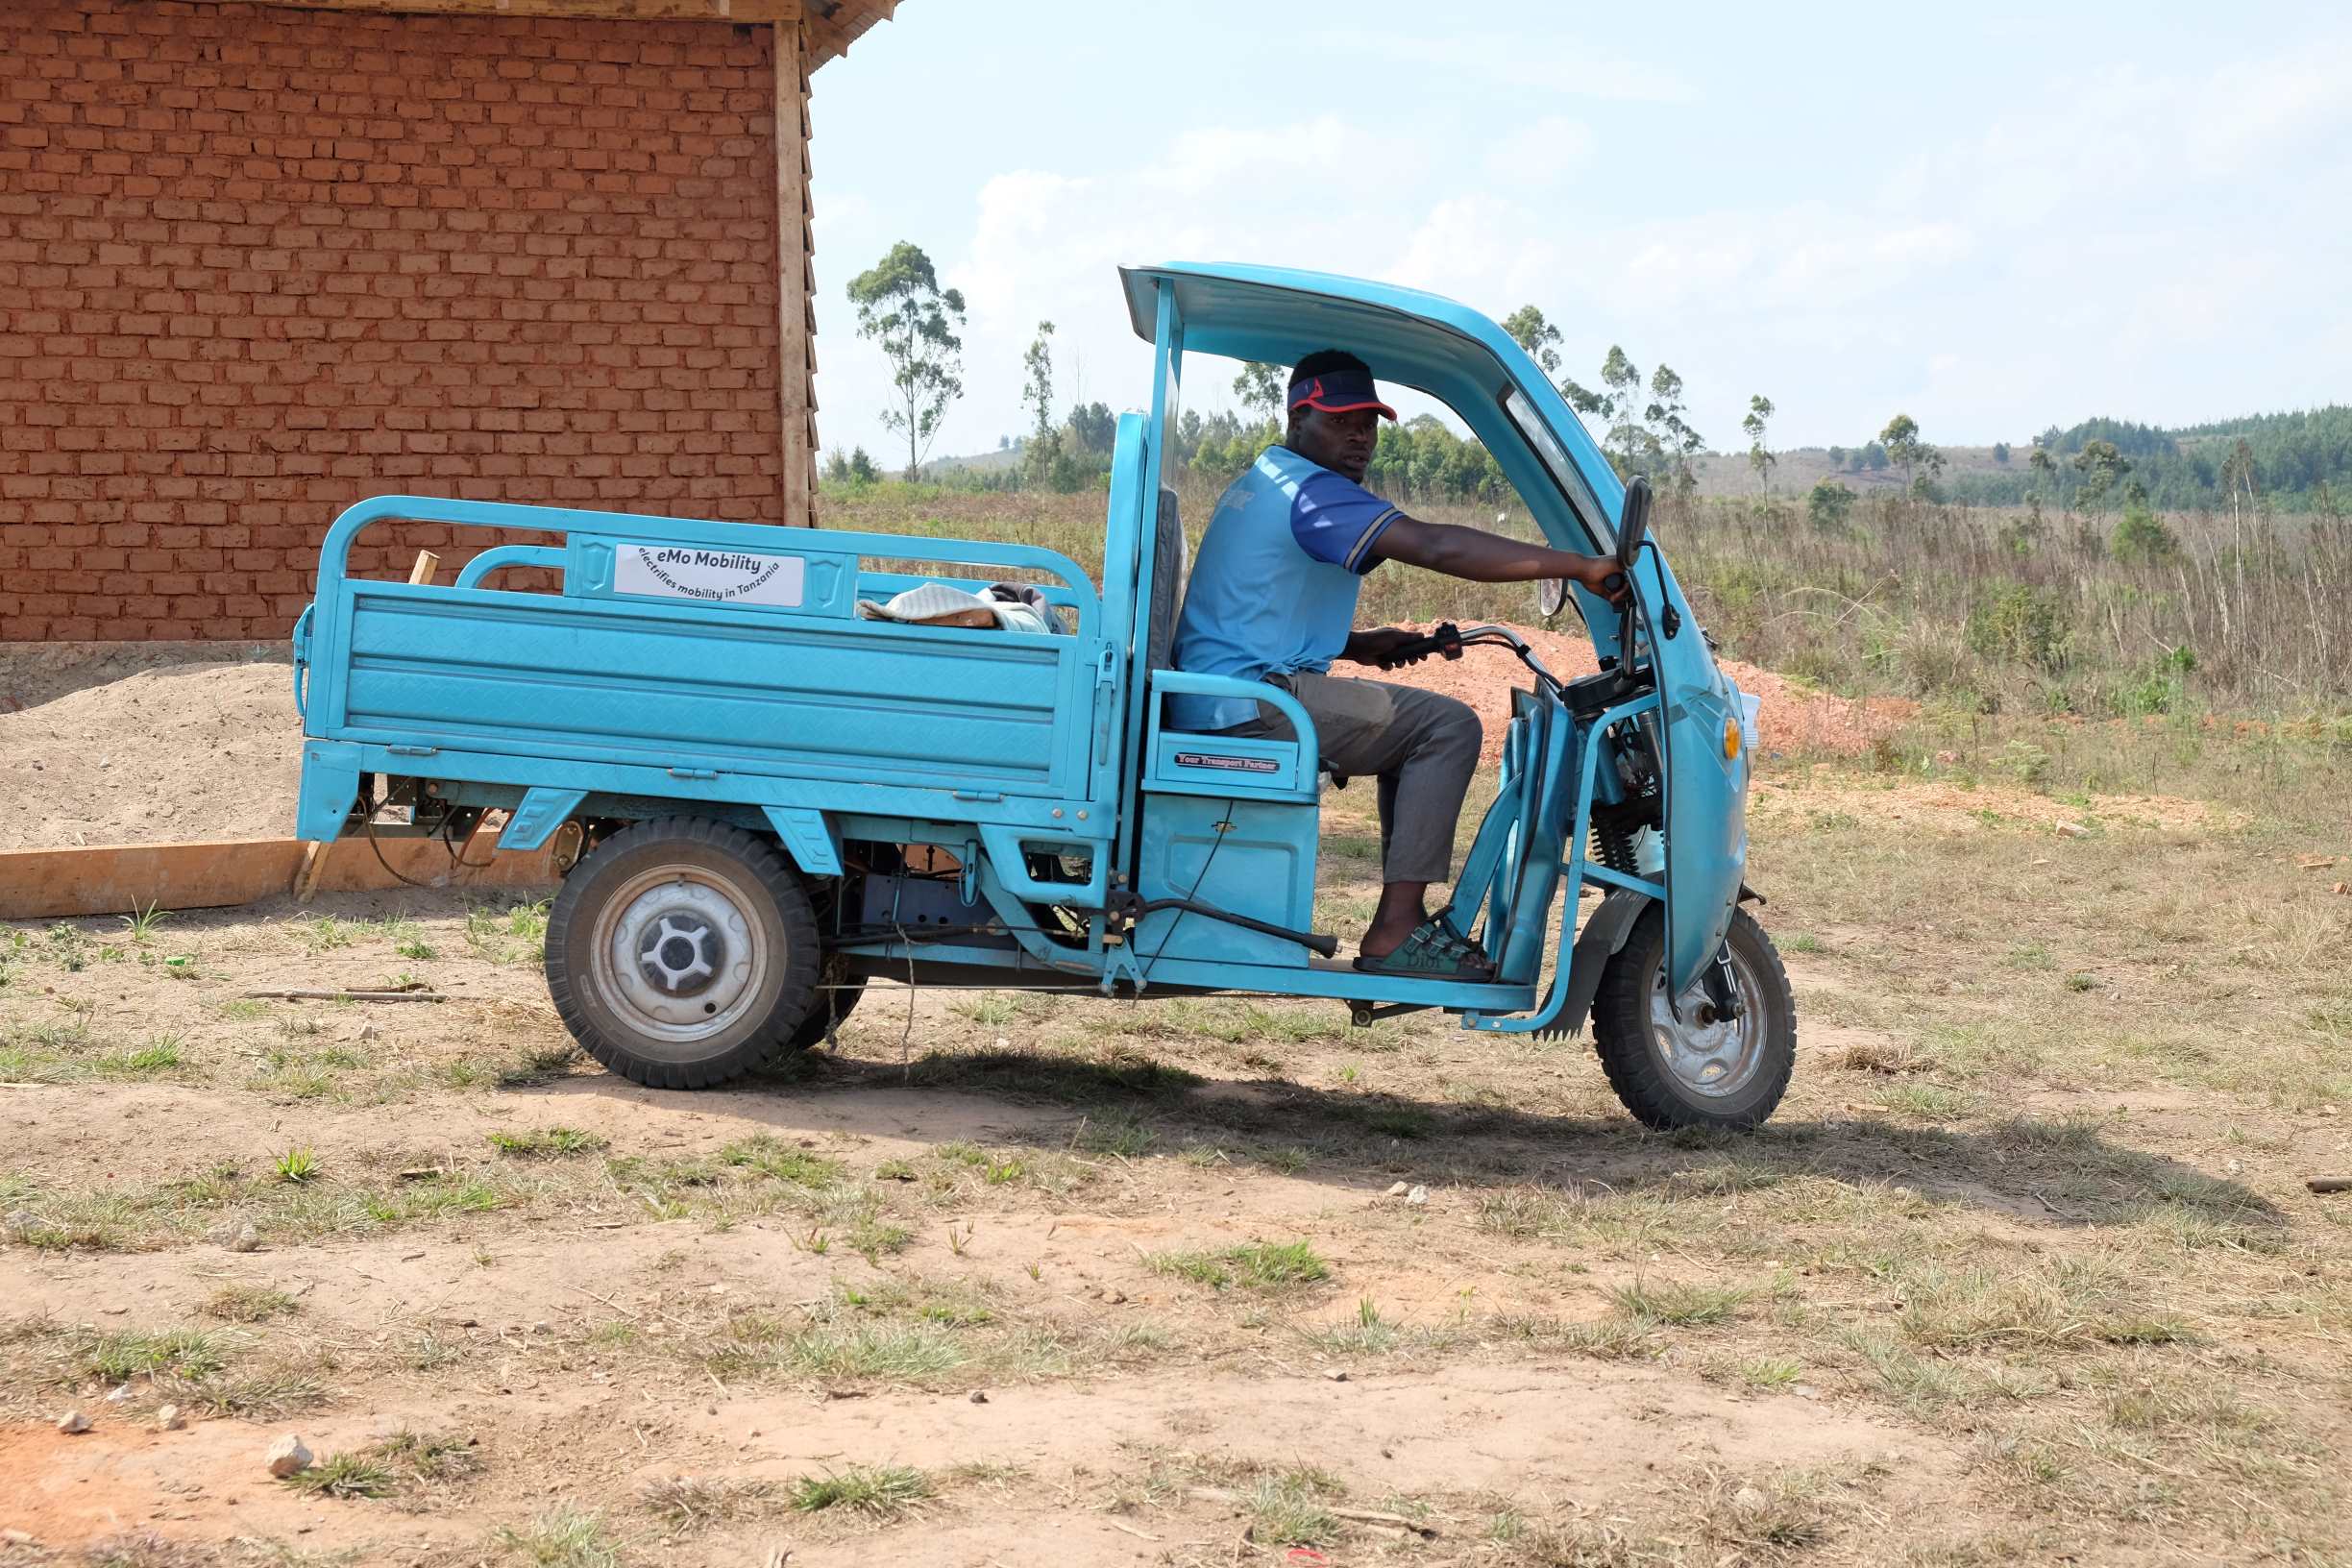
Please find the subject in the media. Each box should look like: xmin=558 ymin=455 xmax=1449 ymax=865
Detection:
xmin=545 ymin=817 xmax=819 ymax=1090
xmin=1592 ymin=904 xmax=1795 ymax=1132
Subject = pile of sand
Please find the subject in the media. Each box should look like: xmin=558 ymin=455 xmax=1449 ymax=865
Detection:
xmin=1 ymin=646 xmax=302 ymax=849
xmin=0 ymin=624 xmax=1905 ymax=851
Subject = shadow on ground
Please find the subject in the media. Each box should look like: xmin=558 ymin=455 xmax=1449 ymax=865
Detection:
xmin=527 ymin=1042 xmax=2283 ymax=1236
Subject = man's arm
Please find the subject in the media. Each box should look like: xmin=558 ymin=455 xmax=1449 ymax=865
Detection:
xmin=1368 ymin=514 xmax=1624 ymax=595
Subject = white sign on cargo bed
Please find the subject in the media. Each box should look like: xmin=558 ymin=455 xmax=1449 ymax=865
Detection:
xmin=614 ymin=545 xmax=806 ymax=608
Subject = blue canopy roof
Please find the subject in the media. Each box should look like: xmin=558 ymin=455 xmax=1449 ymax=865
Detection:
xmin=1118 ymin=261 xmax=1622 ymax=549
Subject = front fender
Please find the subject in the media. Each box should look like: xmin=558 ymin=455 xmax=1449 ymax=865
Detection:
xmin=1556 ymin=887 xmax=1654 ymax=1039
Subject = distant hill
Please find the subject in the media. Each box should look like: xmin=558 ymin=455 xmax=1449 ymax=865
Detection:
xmin=914 ymin=405 xmax=2352 ymax=512
xmin=1701 ymin=406 xmax=2351 ymax=510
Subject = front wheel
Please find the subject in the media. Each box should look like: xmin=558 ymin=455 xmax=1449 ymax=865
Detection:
xmin=545 ymin=817 xmax=820 ymax=1090
xmin=1591 ymin=904 xmax=1795 ymax=1131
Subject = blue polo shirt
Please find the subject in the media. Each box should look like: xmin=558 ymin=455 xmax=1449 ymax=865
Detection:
xmin=1167 ymin=445 xmax=1402 ymax=731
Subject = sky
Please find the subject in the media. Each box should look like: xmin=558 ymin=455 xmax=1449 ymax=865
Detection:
xmin=803 ymin=0 xmax=2351 ymax=466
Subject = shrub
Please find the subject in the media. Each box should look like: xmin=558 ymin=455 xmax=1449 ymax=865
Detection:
xmin=2111 ymin=502 xmax=2179 ymax=563
xmin=1806 ymin=478 xmax=1857 ymax=532
xmin=1966 ymin=583 xmax=2071 ymax=674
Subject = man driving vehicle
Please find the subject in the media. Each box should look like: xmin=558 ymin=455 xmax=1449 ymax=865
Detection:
xmin=1168 ymin=350 xmax=1626 ymax=979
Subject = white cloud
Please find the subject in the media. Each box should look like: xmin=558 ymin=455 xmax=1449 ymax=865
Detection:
xmin=1330 ymin=29 xmax=1700 ymax=103
xmin=1483 ymin=114 xmax=1596 ymax=185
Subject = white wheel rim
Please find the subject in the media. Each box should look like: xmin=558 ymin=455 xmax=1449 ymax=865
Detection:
xmin=1645 ymin=940 xmax=1768 ymax=1099
xmin=584 ymin=863 xmax=773 ymax=1055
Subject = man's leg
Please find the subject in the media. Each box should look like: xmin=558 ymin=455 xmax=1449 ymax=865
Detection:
xmin=1234 ymin=673 xmax=1482 ymax=959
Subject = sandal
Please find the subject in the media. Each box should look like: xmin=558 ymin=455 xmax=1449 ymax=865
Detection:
xmin=1353 ymin=918 xmax=1494 ymax=980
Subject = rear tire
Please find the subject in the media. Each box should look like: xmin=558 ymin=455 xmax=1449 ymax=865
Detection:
xmin=545 ymin=817 xmax=818 ymax=1090
xmin=1592 ymin=904 xmax=1794 ymax=1132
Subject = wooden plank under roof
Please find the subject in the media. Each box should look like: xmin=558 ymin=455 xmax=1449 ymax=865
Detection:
xmin=192 ymin=0 xmax=900 ymax=66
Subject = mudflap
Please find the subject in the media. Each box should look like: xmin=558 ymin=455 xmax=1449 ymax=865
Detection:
xmin=1549 ymin=887 xmax=1654 ymax=1040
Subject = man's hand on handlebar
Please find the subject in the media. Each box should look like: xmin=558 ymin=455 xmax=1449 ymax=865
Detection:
xmin=1346 ymin=625 xmax=1464 ymax=671
xmin=1568 ymin=555 xmax=1631 ymax=604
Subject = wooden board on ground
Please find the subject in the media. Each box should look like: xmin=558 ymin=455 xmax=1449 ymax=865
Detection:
xmin=0 ymin=832 xmax=558 ymax=921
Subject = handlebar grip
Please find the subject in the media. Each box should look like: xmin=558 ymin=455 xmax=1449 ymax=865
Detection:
xmin=1374 ymin=622 xmax=1464 ymax=670
xmin=1602 ymin=572 xmax=1627 ymax=596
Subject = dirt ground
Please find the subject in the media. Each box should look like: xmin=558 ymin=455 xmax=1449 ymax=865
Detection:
xmin=3 ymin=743 xmax=2348 ymax=1565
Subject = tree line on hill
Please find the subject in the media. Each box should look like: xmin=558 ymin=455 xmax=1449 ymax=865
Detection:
xmin=835 ymin=239 xmax=2350 ymax=516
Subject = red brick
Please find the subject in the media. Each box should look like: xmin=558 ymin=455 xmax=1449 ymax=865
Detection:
xmin=1 ymin=0 xmax=783 ymax=641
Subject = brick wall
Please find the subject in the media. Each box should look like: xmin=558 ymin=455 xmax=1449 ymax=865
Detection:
xmin=0 ymin=0 xmax=787 ymax=642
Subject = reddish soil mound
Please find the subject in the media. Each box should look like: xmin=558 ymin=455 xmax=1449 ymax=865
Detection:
xmin=1388 ymin=621 xmax=1910 ymax=761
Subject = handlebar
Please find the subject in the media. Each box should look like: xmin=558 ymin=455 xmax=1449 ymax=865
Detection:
xmin=1371 ymin=622 xmax=1466 ymax=669
xmin=1375 ymin=622 xmax=1570 ymax=695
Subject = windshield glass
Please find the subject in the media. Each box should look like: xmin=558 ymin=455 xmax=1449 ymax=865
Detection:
xmin=1504 ymin=386 xmax=1611 ymax=554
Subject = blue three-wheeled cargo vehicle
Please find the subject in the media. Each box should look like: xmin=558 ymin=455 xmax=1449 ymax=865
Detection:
xmin=291 ymin=264 xmax=1798 ymax=1131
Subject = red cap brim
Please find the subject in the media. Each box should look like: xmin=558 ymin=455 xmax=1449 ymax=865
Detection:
xmin=1295 ymin=395 xmax=1399 ymax=421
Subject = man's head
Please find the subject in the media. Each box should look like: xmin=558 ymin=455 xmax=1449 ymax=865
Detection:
xmin=1285 ymin=349 xmax=1397 ymax=483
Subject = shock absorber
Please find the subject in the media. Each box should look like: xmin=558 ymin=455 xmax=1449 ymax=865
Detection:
xmin=1591 ymin=811 xmax=1638 ymax=874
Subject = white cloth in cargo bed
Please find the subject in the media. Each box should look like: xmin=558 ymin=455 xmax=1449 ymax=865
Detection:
xmin=854 ymin=582 xmax=1066 ymax=635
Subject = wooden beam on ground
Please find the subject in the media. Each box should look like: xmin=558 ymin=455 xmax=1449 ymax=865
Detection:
xmin=774 ymin=12 xmax=815 ymax=527
xmin=0 ymin=834 xmax=559 ymax=923
xmin=202 ymin=0 xmax=802 ymax=22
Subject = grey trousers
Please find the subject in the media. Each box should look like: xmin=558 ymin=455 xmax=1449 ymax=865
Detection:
xmin=1227 ymin=671 xmax=1482 ymax=885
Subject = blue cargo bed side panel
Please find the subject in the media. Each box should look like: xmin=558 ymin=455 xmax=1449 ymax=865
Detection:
xmin=321 ymin=590 xmax=1086 ymax=800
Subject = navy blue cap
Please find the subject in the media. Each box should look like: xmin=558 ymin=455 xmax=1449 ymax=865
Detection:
xmin=1287 ymin=368 xmax=1398 ymax=421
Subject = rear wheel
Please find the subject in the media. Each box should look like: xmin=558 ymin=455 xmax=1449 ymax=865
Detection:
xmin=1591 ymin=904 xmax=1794 ymax=1131
xmin=545 ymin=817 xmax=818 ymax=1089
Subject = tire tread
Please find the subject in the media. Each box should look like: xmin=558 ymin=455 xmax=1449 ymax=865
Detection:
xmin=1591 ymin=905 xmax=1795 ymax=1132
xmin=544 ymin=817 xmax=819 ymax=1090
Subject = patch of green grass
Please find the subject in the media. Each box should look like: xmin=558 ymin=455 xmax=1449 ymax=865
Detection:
xmin=1737 ymin=1355 xmax=1804 ymax=1390
xmin=202 ymin=1285 xmax=298 ymax=1323
xmin=216 ymin=998 xmax=270 ymax=1022
xmin=301 ymin=916 xmax=357 ymax=954
xmin=286 ymin=1452 xmax=396 ymax=1501
xmin=274 ymin=1148 xmax=322 ymax=1185
xmin=487 ymin=1127 xmax=610 ymax=1160
xmin=1240 ymin=1467 xmax=1344 ymax=1547
xmin=1491 ymin=1313 xmax=1659 ymax=1360
xmin=789 ymin=1463 xmax=930 ymax=1518
xmin=955 ymin=993 xmax=1018 ymax=1027
xmin=121 ymin=903 xmax=170 ymax=946
xmin=493 ymin=1506 xmax=621 ymax=1568
xmin=94 ymin=1037 xmax=184 ymax=1078
xmin=464 ymin=900 xmax=551 ymax=966
xmin=714 ymin=1319 xmax=967 ymax=1384
xmin=181 ymin=1364 xmax=331 ymax=1419
xmin=73 ymin=1327 xmax=231 ymax=1384
xmin=1297 ymin=1296 xmax=1458 ymax=1359
xmin=380 ymin=916 xmax=437 ymax=961
xmin=717 ymin=1134 xmax=844 ymax=1187
xmin=1069 ymin=1111 xmax=1157 ymax=1158
xmin=1874 ymin=1083 xmax=1982 ymax=1121
xmin=372 ymin=1429 xmax=483 ymax=1486
xmin=1608 ymin=1276 xmax=1753 ymax=1328
xmin=1147 ymin=1238 xmax=1331 ymax=1292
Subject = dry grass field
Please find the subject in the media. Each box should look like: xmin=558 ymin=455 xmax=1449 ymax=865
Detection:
xmin=5 ymin=725 xmax=2350 ymax=1565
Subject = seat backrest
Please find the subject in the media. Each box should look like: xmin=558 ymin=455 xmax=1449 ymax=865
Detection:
xmin=1142 ymin=484 xmax=1188 ymax=673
